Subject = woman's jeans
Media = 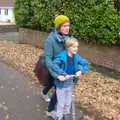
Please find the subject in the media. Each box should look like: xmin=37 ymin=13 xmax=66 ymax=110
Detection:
xmin=42 ymin=78 xmax=57 ymax=112
xmin=42 ymin=78 xmax=54 ymax=95
xmin=48 ymin=91 xmax=57 ymax=112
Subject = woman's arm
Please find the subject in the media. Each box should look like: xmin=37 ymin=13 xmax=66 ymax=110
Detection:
xmin=44 ymin=36 xmax=58 ymax=77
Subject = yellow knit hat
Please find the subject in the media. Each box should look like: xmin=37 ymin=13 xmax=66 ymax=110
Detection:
xmin=54 ymin=15 xmax=70 ymax=28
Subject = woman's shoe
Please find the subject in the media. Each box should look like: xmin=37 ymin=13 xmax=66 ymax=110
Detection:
xmin=45 ymin=110 xmax=56 ymax=119
xmin=40 ymin=88 xmax=50 ymax=102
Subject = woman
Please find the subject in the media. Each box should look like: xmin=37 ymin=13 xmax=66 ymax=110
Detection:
xmin=41 ymin=15 xmax=72 ymax=118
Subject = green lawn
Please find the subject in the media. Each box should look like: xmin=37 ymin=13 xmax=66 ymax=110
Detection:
xmin=91 ymin=64 xmax=120 ymax=80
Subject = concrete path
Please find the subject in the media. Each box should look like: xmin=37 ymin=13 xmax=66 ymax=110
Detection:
xmin=0 ymin=61 xmax=51 ymax=120
xmin=0 ymin=61 xmax=82 ymax=120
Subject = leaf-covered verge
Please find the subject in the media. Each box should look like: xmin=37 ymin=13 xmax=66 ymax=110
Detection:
xmin=0 ymin=41 xmax=119 ymax=120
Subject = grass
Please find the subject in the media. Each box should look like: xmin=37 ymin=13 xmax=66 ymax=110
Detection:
xmin=91 ymin=63 xmax=120 ymax=80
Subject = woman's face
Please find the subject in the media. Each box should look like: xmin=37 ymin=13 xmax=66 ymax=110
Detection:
xmin=59 ymin=22 xmax=70 ymax=35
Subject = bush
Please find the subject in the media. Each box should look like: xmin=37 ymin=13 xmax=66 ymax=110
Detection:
xmin=13 ymin=0 xmax=120 ymax=45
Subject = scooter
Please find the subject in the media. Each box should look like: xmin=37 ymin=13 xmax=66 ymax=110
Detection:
xmin=70 ymin=75 xmax=84 ymax=120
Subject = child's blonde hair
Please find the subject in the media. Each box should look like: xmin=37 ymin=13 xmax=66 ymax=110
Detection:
xmin=65 ymin=38 xmax=79 ymax=49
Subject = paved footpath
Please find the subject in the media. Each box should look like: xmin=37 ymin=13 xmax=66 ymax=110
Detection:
xmin=0 ymin=61 xmax=82 ymax=120
xmin=0 ymin=61 xmax=51 ymax=120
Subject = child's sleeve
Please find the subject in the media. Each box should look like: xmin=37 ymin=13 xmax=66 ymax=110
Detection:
xmin=51 ymin=57 xmax=67 ymax=79
xmin=77 ymin=55 xmax=89 ymax=73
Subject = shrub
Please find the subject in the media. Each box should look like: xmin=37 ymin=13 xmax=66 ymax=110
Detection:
xmin=13 ymin=0 xmax=120 ymax=45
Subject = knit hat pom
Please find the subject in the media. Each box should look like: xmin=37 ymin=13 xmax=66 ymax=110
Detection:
xmin=54 ymin=15 xmax=70 ymax=28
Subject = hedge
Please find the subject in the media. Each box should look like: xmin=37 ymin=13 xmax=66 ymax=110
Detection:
xmin=13 ymin=0 xmax=120 ymax=45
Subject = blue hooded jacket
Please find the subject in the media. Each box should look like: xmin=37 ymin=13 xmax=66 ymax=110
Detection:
xmin=51 ymin=50 xmax=89 ymax=88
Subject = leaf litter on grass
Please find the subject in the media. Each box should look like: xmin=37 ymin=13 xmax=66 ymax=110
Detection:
xmin=0 ymin=40 xmax=120 ymax=120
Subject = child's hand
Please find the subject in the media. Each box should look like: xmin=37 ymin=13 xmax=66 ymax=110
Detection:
xmin=75 ymin=71 xmax=82 ymax=78
xmin=57 ymin=75 xmax=66 ymax=81
xmin=57 ymin=75 xmax=75 ymax=81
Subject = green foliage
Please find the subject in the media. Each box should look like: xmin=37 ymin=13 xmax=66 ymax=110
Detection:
xmin=13 ymin=0 xmax=120 ymax=45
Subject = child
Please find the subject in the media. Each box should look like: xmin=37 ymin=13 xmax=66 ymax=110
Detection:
xmin=51 ymin=38 xmax=89 ymax=120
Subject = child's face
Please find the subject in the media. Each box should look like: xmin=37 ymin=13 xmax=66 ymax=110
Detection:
xmin=68 ymin=42 xmax=79 ymax=55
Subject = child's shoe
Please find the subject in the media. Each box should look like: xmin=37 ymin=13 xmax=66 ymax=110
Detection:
xmin=55 ymin=117 xmax=64 ymax=120
xmin=64 ymin=114 xmax=72 ymax=120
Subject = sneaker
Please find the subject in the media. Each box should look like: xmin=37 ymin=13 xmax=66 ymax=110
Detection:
xmin=64 ymin=114 xmax=72 ymax=120
xmin=45 ymin=110 xmax=57 ymax=119
xmin=41 ymin=89 xmax=50 ymax=102
xmin=55 ymin=117 xmax=64 ymax=120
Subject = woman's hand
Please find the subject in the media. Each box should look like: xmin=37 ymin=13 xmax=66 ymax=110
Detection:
xmin=57 ymin=74 xmax=76 ymax=81
xmin=57 ymin=75 xmax=66 ymax=81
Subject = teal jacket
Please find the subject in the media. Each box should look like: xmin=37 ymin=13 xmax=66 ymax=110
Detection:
xmin=44 ymin=31 xmax=70 ymax=77
xmin=51 ymin=50 xmax=89 ymax=88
